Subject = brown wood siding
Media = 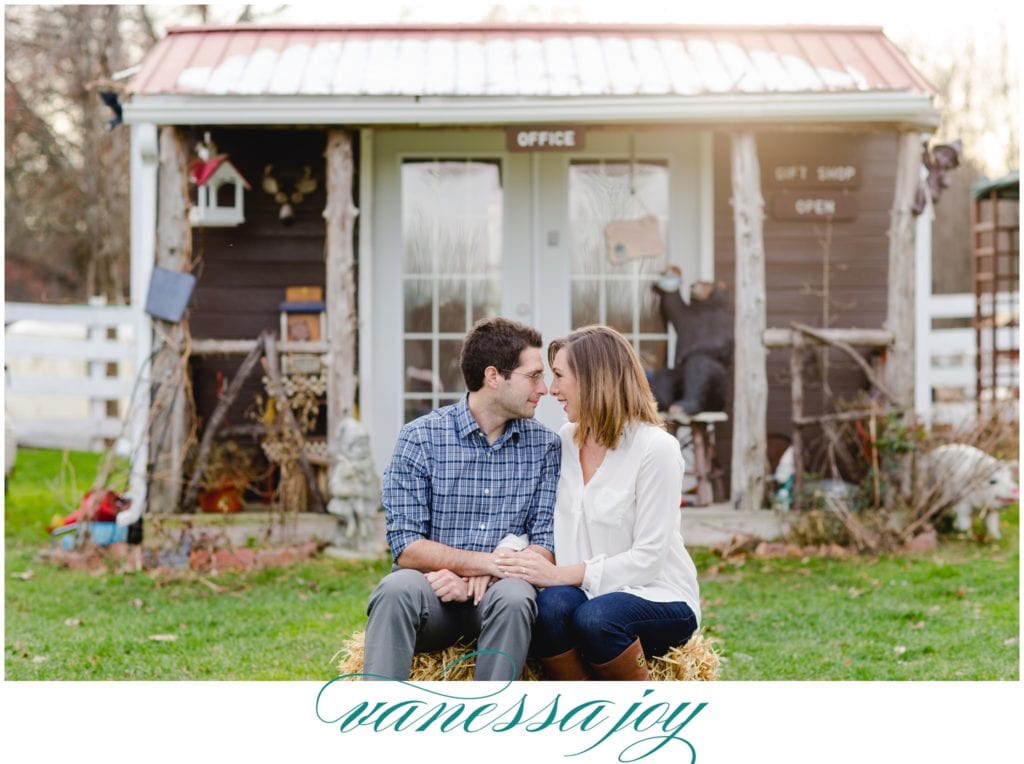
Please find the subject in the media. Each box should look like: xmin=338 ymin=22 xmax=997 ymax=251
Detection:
xmin=185 ymin=128 xmax=335 ymax=436
xmin=713 ymin=130 xmax=898 ymax=493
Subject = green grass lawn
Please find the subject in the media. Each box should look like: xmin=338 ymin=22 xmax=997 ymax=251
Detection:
xmin=4 ymin=448 xmax=1019 ymax=680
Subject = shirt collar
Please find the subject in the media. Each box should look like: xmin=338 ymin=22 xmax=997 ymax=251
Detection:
xmin=453 ymin=395 xmax=524 ymax=447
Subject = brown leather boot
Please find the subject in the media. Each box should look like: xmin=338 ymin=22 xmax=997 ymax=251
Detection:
xmin=590 ymin=638 xmax=650 ymax=681
xmin=540 ymin=648 xmax=591 ymax=680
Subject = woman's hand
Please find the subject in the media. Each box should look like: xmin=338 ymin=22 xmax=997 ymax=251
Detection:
xmin=465 ymin=574 xmax=495 ymax=606
xmin=495 ymin=548 xmax=571 ymax=588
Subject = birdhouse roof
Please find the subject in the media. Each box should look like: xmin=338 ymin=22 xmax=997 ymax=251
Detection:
xmin=189 ymin=155 xmax=252 ymax=189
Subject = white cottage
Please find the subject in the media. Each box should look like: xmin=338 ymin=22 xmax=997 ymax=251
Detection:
xmin=119 ymin=23 xmax=939 ymax=521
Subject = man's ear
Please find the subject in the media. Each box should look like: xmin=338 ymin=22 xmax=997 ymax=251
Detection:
xmin=482 ymin=365 xmax=502 ymax=389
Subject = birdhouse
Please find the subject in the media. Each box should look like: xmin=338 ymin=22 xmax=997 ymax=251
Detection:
xmin=188 ymin=155 xmax=251 ymax=227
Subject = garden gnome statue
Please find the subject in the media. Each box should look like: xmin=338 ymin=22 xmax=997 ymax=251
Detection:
xmin=326 ymin=417 xmax=380 ymax=548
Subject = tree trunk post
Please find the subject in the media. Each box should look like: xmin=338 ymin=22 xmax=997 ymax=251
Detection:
xmin=148 ymin=126 xmax=193 ymax=514
xmin=885 ymin=132 xmax=922 ymax=411
xmin=729 ymin=132 xmax=768 ymax=511
xmin=324 ymin=130 xmax=360 ymax=458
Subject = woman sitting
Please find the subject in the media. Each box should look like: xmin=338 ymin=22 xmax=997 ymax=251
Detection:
xmin=497 ymin=325 xmax=701 ymax=680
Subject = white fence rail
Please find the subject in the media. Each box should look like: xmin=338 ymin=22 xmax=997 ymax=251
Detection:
xmin=922 ymin=292 xmax=1019 ymax=427
xmin=923 ymin=293 xmax=976 ymax=427
xmin=5 ymin=301 xmax=135 ymax=451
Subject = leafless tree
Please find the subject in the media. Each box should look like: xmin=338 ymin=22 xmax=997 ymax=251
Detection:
xmin=4 ymin=4 xmax=261 ymax=303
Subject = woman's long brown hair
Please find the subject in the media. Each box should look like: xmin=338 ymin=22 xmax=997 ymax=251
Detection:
xmin=548 ymin=325 xmax=663 ymax=449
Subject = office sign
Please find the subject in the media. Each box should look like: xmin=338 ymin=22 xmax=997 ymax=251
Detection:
xmin=506 ymin=126 xmax=585 ymax=152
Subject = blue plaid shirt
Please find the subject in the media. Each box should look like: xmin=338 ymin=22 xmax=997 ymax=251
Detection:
xmin=383 ymin=397 xmax=560 ymax=562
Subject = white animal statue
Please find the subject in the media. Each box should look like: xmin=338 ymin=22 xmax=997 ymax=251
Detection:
xmin=922 ymin=444 xmax=1018 ymax=540
xmin=327 ymin=417 xmax=380 ymax=540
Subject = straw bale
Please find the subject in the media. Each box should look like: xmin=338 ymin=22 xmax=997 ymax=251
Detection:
xmin=335 ymin=631 xmax=718 ymax=681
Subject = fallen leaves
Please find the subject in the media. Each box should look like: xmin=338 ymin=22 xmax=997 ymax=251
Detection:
xmin=11 ymin=570 xmax=34 ymax=581
xmin=64 ymin=618 xmax=81 ymax=627
xmin=893 ymin=645 xmax=907 ymax=656
xmin=147 ymin=634 xmax=178 ymax=642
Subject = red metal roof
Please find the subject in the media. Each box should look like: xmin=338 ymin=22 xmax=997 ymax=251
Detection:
xmin=188 ymin=156 xmax=251 ymax=188
xmin=130 ymin=23 xmax=935 ymax=98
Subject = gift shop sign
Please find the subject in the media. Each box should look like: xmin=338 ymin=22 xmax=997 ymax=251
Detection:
xmin=766 ymin=160 xmax=860 ymax=221
xmin=767 ymin=163 xmax=860 ymax=188
xmin=507 ymin=126 xmax=585 ymax=152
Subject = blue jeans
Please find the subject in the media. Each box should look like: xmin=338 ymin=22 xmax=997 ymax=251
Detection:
xmin=532 ymin=586 xmax=698 ymax=665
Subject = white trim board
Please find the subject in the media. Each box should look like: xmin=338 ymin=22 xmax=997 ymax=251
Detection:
xmin=124 ymin=91 xmax=938 ymax=128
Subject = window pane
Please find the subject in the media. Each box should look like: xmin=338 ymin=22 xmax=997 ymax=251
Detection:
xmin=639 ymin=340 xmax=668 ymax=373
xmin=438 ymin=339 xmax=466 ymax=393
xmin=405 ymin=399 xmax=433 ymax=423
xmin=402 ymin=161 xmax=502 ymax=276
xmin=571 ymin=279 xmax=599 ymax=329
xmin=404 ymin=278 xmax=433 ymax=334
xmin=638 ymin=278 xmax=666 ymax=333
xmin=438 ymin=278 xmax=466 ymax=333
xmin=605 ymin=280 xmax=634 ymax=334
xmin=404 ymin=340 xmax=435 ymax=394
xmin=471 ymin=277 xmax=501 ymax=324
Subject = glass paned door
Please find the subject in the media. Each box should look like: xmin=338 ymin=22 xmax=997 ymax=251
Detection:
xmin=401 ymin=160 xmax=503 ymax=422
xmin=568 ymin=161 xmax=671 ymax=372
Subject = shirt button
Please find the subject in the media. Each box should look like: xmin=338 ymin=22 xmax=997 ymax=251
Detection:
xmin=484 ymin=488 xmax=490 ymax=495
xmin=479 ymin=524 xmax=486 ymax=530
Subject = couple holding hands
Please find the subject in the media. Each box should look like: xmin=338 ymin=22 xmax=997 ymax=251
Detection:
xmin=363 ymin=317 xmax=701 ymax=681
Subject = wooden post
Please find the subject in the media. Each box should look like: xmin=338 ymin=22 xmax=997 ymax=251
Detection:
xmin=729 ymin=132 xmax=768 ymax=511
xmin=885 ymin=132 xmax=922 ymax=410
xmin=790 ymin=334 xmax=805 ymax=509
xmin=324 ymin=130 xmax=359 ymax=460
xmin=148 ymin=126 xmax=193 ymax=514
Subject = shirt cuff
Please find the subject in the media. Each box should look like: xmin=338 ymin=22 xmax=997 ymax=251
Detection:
xmin=581 ymin=555 xmax=606 ymax=598
xmin=495 ymin=533 xmax=529 ymax=551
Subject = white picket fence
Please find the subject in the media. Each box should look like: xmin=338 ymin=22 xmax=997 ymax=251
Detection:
xmin=923 ymin=293 xmax=976 ymax=426
xmin=922 ymin=291 xmax=1018 ymax=427
xmin=5 ymin=301 xmax=135 ymax=451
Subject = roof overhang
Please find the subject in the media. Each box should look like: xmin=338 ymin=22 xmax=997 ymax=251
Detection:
xmin=123 ymin=90 xmax=939 ymax=129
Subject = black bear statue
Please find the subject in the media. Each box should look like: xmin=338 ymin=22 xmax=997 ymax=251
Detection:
xmin=651 ymin=269 xmax=733 ymax=416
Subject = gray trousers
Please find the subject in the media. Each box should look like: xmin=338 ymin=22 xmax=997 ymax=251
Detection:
xmin=362 ymin=568 xmax=537 ymax=681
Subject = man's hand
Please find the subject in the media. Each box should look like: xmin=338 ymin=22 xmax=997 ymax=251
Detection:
xmin=425 ymin=569 xmax=469 ymax=602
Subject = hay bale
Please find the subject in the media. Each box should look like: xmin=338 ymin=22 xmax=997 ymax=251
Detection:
xmin=648 ymin=633 xmax=720 ymax=681
xmin=335 ymin=631 xmax=718 ymax=681
xmin=335 ymin=631 xmax=542 ymax=681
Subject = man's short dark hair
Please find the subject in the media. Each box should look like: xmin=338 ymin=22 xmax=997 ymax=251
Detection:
xmin=460 ymin=317 xmax=542 ymax=392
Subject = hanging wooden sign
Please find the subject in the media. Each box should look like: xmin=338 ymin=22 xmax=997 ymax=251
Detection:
xmin=605 ymin=215 xmax=665 ymax=263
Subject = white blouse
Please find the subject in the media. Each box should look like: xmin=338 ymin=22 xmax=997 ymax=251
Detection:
xmin=553 ymin=422 xmax=701 ymax=623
